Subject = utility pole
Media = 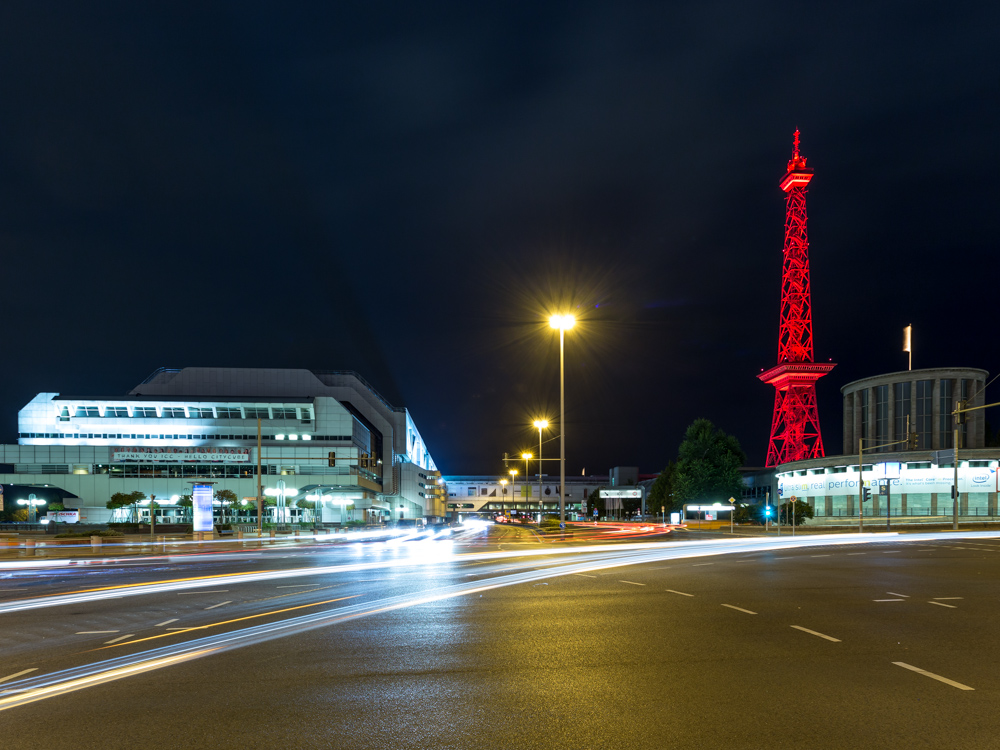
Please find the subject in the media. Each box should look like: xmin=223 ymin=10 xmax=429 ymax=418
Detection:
xmin=256 ymin=418 xmax=263 ymax=536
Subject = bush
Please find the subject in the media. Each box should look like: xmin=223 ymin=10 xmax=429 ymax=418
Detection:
xmin=54 ymin=529 xmax=124 ymax=538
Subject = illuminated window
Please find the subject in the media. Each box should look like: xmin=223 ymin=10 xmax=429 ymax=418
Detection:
xmin=105 ymin=407 xmax=129 ymax=418
xmin=162 ymin=408 xmax=186 ymax=418
xmin=273 ymin=408 xmax=296 ymax=419
xmin=76 ymin=407 xmax=100 ymax=417
xmin=216 ymin=407 xmax=242 ymax=418
xmin=245 ymin=408 xmax=269 ymax=419
xmin=133 ymin=407 xmax=158 ymax=418
xmin=189 ymin=408 xmax=214 ymax=419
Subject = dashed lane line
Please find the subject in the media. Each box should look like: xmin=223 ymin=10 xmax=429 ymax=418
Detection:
xmin=619 ymin=581 xmax=646 ymax=586
xmin=204 ymin=601 xmax=232 ymax=610
xmin=933 ymin=597 xmax=963 ymax=600
xmin=666 ymin=590 xmax=693 ymax=597
xmin=154 ymin=619 xmax=178 ymax=627
xmin=691 ymin=563 xmax=714 ymax=567
xmin=574 ymin=574 xmax=596 ymax=578
xmin=104 ymin=634 xmax=135 ymax=644
xmin=887 ymin=592 xmax=909 ymax=598
xmin=0 ymin=669 xmax=37 ymax=684
xmin=874 ymin=599 xmax=906 ymax=602
xmin=178 ymin=590 xmax=229 ymax=595
xmin=75 ymin=630 xmax=119 ymax=634
xmin=790 ymin=625 xmax=841 ymax=642
xmin=721 ymin=604 xmax=757 ymax=615
xmin=929 ymin=601 xmax=957 ymax=609
xmin=893 ymin=662 xmax=974 ymax=691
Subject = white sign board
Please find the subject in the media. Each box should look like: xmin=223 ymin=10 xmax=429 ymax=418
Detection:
xmin=599 ymin=489 xmax=642 ymax=498
xmin=112 ymin=447 xmax=250 ymax=463
xmin=192 ymin=484 xmax=214 ymax=532
xmin=46 ymin=510 xmax=79 ymax=523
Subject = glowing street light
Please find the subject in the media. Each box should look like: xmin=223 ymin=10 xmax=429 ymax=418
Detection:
xmin=499 ymin=477 xmax=508 ymax=516
xmin=548 ymin=314 xmax=575 ymax=525
xmin=508 ymin=468 xmax=518 ymax=518
xmin=17 ymin=494 xmax=46 ymax=524
xmin=533 ymin=420 xmax=548 ymax=521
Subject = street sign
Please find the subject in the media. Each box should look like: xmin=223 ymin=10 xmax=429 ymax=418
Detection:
xmin=878 ymin=484 xmax=888 ymax=495
xmin=592 ymin=508 xmax=598 ymax=516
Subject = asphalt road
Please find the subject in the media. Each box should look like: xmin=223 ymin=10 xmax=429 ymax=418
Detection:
xmin=2 ymin=526 xmax=999 ymax=749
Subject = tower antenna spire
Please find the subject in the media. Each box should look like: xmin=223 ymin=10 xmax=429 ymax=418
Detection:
xmin=758 ymin=131 xmax=835 ymax=467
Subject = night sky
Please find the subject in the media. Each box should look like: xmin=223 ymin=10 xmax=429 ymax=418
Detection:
xmin=1 ymin=3 xmax=998 ymax=475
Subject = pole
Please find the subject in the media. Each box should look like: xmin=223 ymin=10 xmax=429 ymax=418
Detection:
xmin=953 ymin=421 xmax=960 ymax=530
xmin=538 ymin=426 xmax=543 ymax=523
xmin=886 ymin=480 xmax=891 ymax=532
xmin=858 ymin=438 xmax=864 ymax=534
xmin=256 ymin=418 xmax=263 ymax=536
xmin=558 ymin=327 xmax=566 ymax=526
xmin=150 ymin=494 xmax=156 ymax=540
xmin=525 ymin=453 xmax=530 ymax=522
xmin=791 ymin=495 xmax=795 ymax=536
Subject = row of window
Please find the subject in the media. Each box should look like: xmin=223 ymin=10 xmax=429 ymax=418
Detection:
xmin=863 ymin=379 xmax=974 ymax=452
xmin=64 ymin=406 xmax=310 ymax=420
xmin=19 ymin=433 xmax=352 ymax=441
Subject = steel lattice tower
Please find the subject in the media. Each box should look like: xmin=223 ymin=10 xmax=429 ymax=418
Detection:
xmin=758 ymin=131 xmax=835 ymax=467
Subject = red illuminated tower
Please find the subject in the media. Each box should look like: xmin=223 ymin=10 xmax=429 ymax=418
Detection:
xmin=758 ymin=131 xmax=835 ymax=467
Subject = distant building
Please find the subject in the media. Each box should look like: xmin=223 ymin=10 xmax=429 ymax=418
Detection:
xmin=441 ymin=474 xmax=606 ymax=518
xmin=3 ymin=367 xmax=444 ymax=524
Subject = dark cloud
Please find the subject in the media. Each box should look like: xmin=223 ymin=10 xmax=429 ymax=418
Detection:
xmin=0 ymin=1 xmax=997 ymax=474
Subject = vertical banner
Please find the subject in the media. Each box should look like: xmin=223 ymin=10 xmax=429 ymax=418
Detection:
xmin=192 ymin=483 xmax=214 ymax=532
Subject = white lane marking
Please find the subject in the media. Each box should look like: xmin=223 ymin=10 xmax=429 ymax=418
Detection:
xmin=933 ymin=597 xmax=963 ymax=600
xmin=154 ymin=619 xmax=178 ymax=627
xmin=846 ymin=552 xmax=866 ymax=556
xmin=619 ymin=581 xmax=645 ymax=586
xmin=874 ymin=599 xmax=905 ymax=602
xmin=893 ymin=662 xmax=974 ymax=690
xmin=929 ymin=601 xmax=957 ymax=609
xmin=666 ymin=589 xmax=693 ymax=597
xmin=204 ymin=601 xmax=232 ymax=610
xmin=691 ymin=563 xmax=714 ymax=567
xmin=790 ymin=625 xmax=841 ymax=642
xmin=104 ymin=634 xmax=135 ymax=644
xmin=574 ymin=574 xmax=596 ymax=578
xmin=884 ymin=551 xmax=901 ymax=554
xmin=276 ymin=585 xmax=316 ymax=588
xmin=0 ymin=669 xmax=37 ymax=684
xmin=721 ymin=604 xmax=757 ymax=615
xmin=178 ymin=590 xmax=229 ymax=595
xmin=75 ymin=631 xmax=119 ymax=634
xmin=166 ymin=628 xmax=190 ymax=631
xmin=887 ymin=592 xmax=909 ymax=598
xmin=811 ymin=555 xmax=831 ymax=558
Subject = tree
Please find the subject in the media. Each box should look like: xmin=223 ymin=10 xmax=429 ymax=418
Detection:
xmin=779 ymin=498 xmax=814 ymax=526
xmin=107 ymin=490 xmax=146 ymax=523
xmin=647 ymin=462 xmax=678 ymax=514
xmin=216 ymin=489 xmax=238 ymax=522
xmin=673 ymin=419 xmax=746 ymax=508
xmin=587 ymin=489 xmax=604 ymax=518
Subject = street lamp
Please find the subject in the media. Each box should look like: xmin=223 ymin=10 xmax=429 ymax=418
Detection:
xmin=508 ymin=468 xmax=518 ymax=519
xmin=533 ymin=419 xmax=548 ymax=522
xmin=499 ymin=478 xmax=508 ymax=516
xmin=521 ymin=453 xmax=532 ymax=520
xmin=17 ymin=494 xmax=46 ymax=524
xmin=549 ymin=313 xmax=575 ymax=525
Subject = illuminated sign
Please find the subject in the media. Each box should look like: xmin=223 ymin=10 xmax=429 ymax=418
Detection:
xmin=599 ymin=489 xmax=642 ymax=498
xmin=112 ymin=447 xmax=250 ymax=463
xmin=686 ymin=504 xmax=734 ymax=512
xmin=192 ymin=484 xmax=214 ymax=532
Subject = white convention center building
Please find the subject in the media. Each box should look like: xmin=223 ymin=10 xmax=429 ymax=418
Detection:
xmin=1 ymin=367 xmax=444 ymax=525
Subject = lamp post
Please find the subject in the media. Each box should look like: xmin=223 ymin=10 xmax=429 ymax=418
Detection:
xmin=18 ymin=494 xmax=45 ymax=524
xmin=533 ymin=420 xmax=548 ymax=522
xmin=521 ymin=453 xmax=532 ymax=521
xmin=549 ymin=314 xmax=575 ymax=525
xmin=508 ymin=468 xmax=518 ymax=519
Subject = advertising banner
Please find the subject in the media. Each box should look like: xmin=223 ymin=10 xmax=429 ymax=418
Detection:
xmin=599 ymin=489 xmax=642 ymax=498
xmin=779 ymin=465 xmax=997 ymax=498
xmin=46 ymin=510 xmax=80 ymax=523
xmin=112 ymin=447 xmax=250 ymax=463
xmin=192 ymin=484 xmax=214 ymax=532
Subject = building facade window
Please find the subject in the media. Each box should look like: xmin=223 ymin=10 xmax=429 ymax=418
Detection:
xmin=893 ymin=382 xmax=911 ymax=447
xmin=188 ymin=408 xmax=214 ymax=418
xmin=244 ymin=408 xmax=269 ymax=419
xmin=859 ymin=389 xmax=870 ymax=443
xmin=162 ymin=407 xmax=186 ymax=418
xmin=916 ymin=380 xmax=933 ymax=449
xmin=216 ymin=407 xmax=242 ymax=418
xmin=272 ymin=408 xmax=296 ymax=419
xmin=874 ymin=384 xmax=889 ymax=452
xmin=939 ymin=379 xmax=953 ymax=449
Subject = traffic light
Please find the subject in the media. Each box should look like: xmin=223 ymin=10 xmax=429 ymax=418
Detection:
xmin=764 ymin=505 xmax=772 ymax=517
xmin=328 ymin=452 xmax=336 ymax=467
xmin=862 ymin=487 xmax=871 ymax=503
xmin=907 ymin=432 xmax=919 ymax=450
